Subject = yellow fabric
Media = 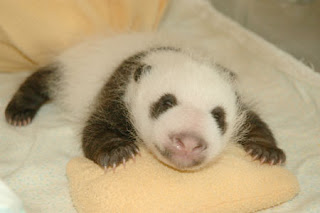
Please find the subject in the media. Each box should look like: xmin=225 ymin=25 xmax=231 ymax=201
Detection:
xmin=67 ymin=145 xmax=299 ymax=213
xmin=0 ymin=0 xmax=169 ymax=72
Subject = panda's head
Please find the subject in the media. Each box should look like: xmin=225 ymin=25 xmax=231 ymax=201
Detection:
xmin=125 ymin=48 xmax=242 ymax=171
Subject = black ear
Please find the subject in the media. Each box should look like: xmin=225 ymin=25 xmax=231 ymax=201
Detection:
xmin=215 ymin=63 xmax=237 ymax=81
xmin=134 ymin=64 xmax=152 ymax=82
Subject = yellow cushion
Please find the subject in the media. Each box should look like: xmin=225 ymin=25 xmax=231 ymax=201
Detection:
xmin=0 ymin=0 xmax=169 ymax=72
xmin=67 ymin=145 xmax=299 ymax=213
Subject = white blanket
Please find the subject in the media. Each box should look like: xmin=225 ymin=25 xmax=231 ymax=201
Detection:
xmin=1 ymin=0 xmax=319 ymax=212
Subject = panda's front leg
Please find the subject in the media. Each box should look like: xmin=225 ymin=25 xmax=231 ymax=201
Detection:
xmin=5 ymin=65 xmax=57 ymax=126
xmin=238 ymin=110 xmax=286 ymax=165
xmin=82 ymin=118 xmax=139 ymax=170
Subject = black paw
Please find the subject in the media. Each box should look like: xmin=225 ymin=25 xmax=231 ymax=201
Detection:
xmin=97 ymin=142 xmax=140 ymax=170
xmin=5 ymin=100 xmax=37 ymax=126
xmin=243 ymin=142 xmax=286 ymax=165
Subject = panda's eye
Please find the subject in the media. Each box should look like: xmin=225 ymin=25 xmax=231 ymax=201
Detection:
xmin=150 ymin=93 xmax=177 ymax=119
xmin=211 ymin=106 xmax=227 ymax=134
xmin=164 ymin=100 xmax=174 ymax=107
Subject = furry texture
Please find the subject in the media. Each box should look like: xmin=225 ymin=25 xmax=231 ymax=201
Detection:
xmin=53 ymin=33 xmax=246 ymax=170
xmin=124 ymin=47 xmax=244 ymax=169
xmin=5 ymin=33 xmax=285 ymax=171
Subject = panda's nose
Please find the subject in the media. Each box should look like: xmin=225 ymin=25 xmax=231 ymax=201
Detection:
xmin=161 ymin=132 xmax=208 ymax=170
xmin=170 ymin=133 xmax=207 ymax=155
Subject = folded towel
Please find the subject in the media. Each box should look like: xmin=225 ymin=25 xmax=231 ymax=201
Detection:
xmin=0 ymin=179 xmax=25 ymax=213
xmin=0 ymin=0 xmax=169 ymax=72
xmin=67 ymin=145 xmax=299 ymax=213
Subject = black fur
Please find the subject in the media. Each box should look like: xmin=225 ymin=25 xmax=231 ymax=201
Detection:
xmin=5 ymin=65 xmax=58 ymax=126
xmin=82 ymin=47 xmax=183 ymax=168
xmin=238 ymin=110 xmax=286 ymax=165
xmin=134 ymin=64 xmax=152 ymax=82
xmin=82 ymin=51 xmax=146 ymax=168
xmin=4 ymin=44 xmax=285 ymax=168
xmin=215 ymin=63 xmax=237 ymax=80
xmin=4 ymin=45 xmax=183 ymax=169
xmin=227 ymin=72 xmax=285 ymax=165
xmin=150 ymin=93 xmax=178 ymax=119
xmin=211 ymin=106 xmax=227 ymax=134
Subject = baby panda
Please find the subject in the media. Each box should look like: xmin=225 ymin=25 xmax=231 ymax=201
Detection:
xmin=4 ymin=33 xmax=286 ymax=171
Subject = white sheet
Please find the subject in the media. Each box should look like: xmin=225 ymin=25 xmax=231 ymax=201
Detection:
xmin=0 ymin=179 xmax=24 ymax=213
xmin=1 ymin=0 xmax=319 ymax=212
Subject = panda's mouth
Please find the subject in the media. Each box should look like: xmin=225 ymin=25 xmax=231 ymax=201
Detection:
xmin=154 ymin=142 xmax=207 ymax=170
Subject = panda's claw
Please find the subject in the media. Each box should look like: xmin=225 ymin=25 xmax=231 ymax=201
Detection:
xmin=131 ymin=153 xmax=136 ymax=163
xmin=135 ymin=148 xmax=141 ymax=157
xmin=247 ymin=149 xmax=253 ymax=155
xmin=122 ymin=158 xmax=126 ymax=168
xmin=242 ymin=142 xmax=286 ymax=166
xmin=5 ymin=102 xmax=36 ymax=127
xmin=270 ymin=159 xmax=275 ymax=165
xmin=253 ymin=154 xmax=259 ymax=161
xmin=279 ymin=159 xmax=284 ymax=165
xmin=260 ymin=157 xmax=266 ymax=164
xmin=96 ymin=141 xmax=139 ymax=171
xmin=6 ymin=112 xmax=33 ymax=127
xmin=104 ymin=165 xmax=108 ymax=174
xmin=112 ymin=163 xmax=117 ymax=173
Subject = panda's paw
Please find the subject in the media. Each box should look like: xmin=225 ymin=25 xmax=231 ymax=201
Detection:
xmin=243 ymin=142 xmax=286 ymax=165
xmin=5 ymin=100 xmax=36 ymax=126
xmin=98 ymin=142 xmax=140 ymax=172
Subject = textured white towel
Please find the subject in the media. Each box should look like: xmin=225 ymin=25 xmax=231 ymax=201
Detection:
xmin=0 ymin=0 xmax=319 ymax=212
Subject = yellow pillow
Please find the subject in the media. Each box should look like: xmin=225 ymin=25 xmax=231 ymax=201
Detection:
xmin=0 ymin=0 xmax=169 ymax=72
xmin=67 ymin=145 xmax=299 ymax=213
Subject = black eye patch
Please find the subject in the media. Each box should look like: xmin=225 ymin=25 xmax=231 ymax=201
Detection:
xmin=211 ymin=106 xmax=227 ymax=134
xmin=150 ymin=94 xmax=178 ymax=119
xmin=134 ymin=64 xmax=152 ymax=82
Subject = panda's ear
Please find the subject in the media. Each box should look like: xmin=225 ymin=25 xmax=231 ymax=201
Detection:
xmin=215 ymin=63 xmax=237 ymax=81
xmin=134 ymin=64 xmax=152 ymax=82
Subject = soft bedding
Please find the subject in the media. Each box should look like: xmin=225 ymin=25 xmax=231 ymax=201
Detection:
xmin=0 ymin=0 xmax=320 ymax=212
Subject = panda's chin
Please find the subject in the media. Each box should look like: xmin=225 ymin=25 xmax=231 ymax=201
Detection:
xmin=169 ymin=158 xmax=206 ymax=171
xmin=162 ymin=157 xmax=207 ymax=171
xmin=152 ymin=144 xmax=208 ymax=171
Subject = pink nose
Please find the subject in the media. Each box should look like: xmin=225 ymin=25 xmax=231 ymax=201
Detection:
xmin=170 ymin=133 xmax=207 ymax=156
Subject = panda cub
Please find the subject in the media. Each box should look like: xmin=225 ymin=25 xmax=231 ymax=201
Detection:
xmin=5 ymin=33 xmax=285 ymax=171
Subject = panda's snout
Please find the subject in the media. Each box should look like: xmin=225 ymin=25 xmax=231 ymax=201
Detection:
xmin=162 ymin=132 xmax=208 ymax=169
xmin=171 ymin=133 xmax=207 ymax=155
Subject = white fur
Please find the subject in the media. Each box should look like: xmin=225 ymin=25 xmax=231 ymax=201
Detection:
xmin=53 ymin=33 xmax=175 ymax=121
xmin=125 ymin=49 xmax=242 ymax=170
xmin=52 ymin=33 xmax=243 ymax=169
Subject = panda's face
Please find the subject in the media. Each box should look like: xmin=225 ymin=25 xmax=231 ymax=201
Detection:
xmin=125 ymin=51 xmax=240 ymax=171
